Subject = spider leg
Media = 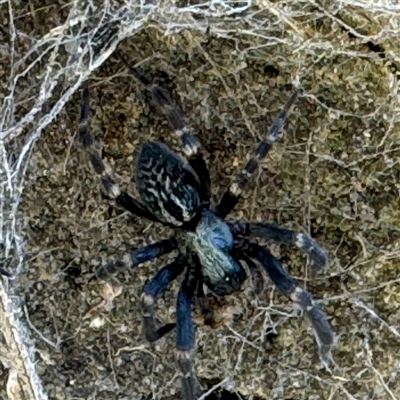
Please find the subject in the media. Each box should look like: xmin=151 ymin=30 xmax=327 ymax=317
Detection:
xmin=192 ymin=255 xmax=214 ymax=326
xmin=141 ymin=255 xmax=187 ymax=342
xmin=231 ymin=221 xmax=328 ymax=274
xmin=96 ymin=237 xmax=178 ymax=280
xmin=244 ymin=241 xmax=334 ymax=358
xmin=215 ymin=91 xmax=298 ymax=218
xmin=196 ymin=278 xmax=214 ymax=326
xmin=237 ymin=253 xmax=264 ymax=295
xmin=176 ymin=265 xmax=202 ymax=400
xmin=79 ymin=83 xmax=160 ymax=222
xmin=116 ymin=52 xmax=211 ymax=203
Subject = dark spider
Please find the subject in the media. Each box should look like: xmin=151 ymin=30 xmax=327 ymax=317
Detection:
xmin=78 ymin=54 xmax=334 ymax=400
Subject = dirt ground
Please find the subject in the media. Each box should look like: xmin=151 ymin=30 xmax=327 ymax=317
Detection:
xmin=1 ymin=2 xmax=400 ymax=400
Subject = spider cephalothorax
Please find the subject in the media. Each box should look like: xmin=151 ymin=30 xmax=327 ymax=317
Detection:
xmin=189 ymin=209 xmax=246 ymax=296
xmin=78 ymin=53 xmax=334 ymax=400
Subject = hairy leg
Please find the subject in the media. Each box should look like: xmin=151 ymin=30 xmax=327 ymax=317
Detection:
xmin=116 ymin=52 xmax=211 ymax=203
xmin=192 ymin=255 xmax=215 ymax=326
xmin=231 ymin=221 xmax=328 ymax=274
xmin=216 ymin=91 xmax=298 ymax=218
xmin=243 ymin=241 xmax=334 ymax=358
xmin=78 ymin=82 xmax=160 ymax=222
xmin=141 ymin=255 xmax=186 ymax=342
xmin=96 ymin=237 xmax=177 ymax=280
xmin=176 ymin=266 xmax=202 ymax=400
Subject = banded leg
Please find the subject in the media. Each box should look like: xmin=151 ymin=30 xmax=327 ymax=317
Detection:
xmin=244 ymin=242 xmax=334 ymax=358
xmin=96 ymin=237 xmax=177 ymax=280
xmin=141 ymin=255 xmax=187 ymax=342
xmin=231 ymin=221 xmax=328 ymax=273
xmin=176 ymin=266 xmax=202 ymax=400
xmin=116 ymin=52 xmax=211 ymax=202
xmin=78 ymin=83 xmax=160 ymax=223
xmin=215 ymin=91 xmax=298 ymax=218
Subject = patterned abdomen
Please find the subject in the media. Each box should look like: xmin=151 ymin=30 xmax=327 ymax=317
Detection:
xmin=136 ymin=141 xmax=201 ymax=226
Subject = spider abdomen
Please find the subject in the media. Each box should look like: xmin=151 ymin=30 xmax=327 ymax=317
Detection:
xmin=136 ymin=141 xmax=201 ymax=226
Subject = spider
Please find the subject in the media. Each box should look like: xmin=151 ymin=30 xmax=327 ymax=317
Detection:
xmin=78 ymin=53 xmax=334 ymax=400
